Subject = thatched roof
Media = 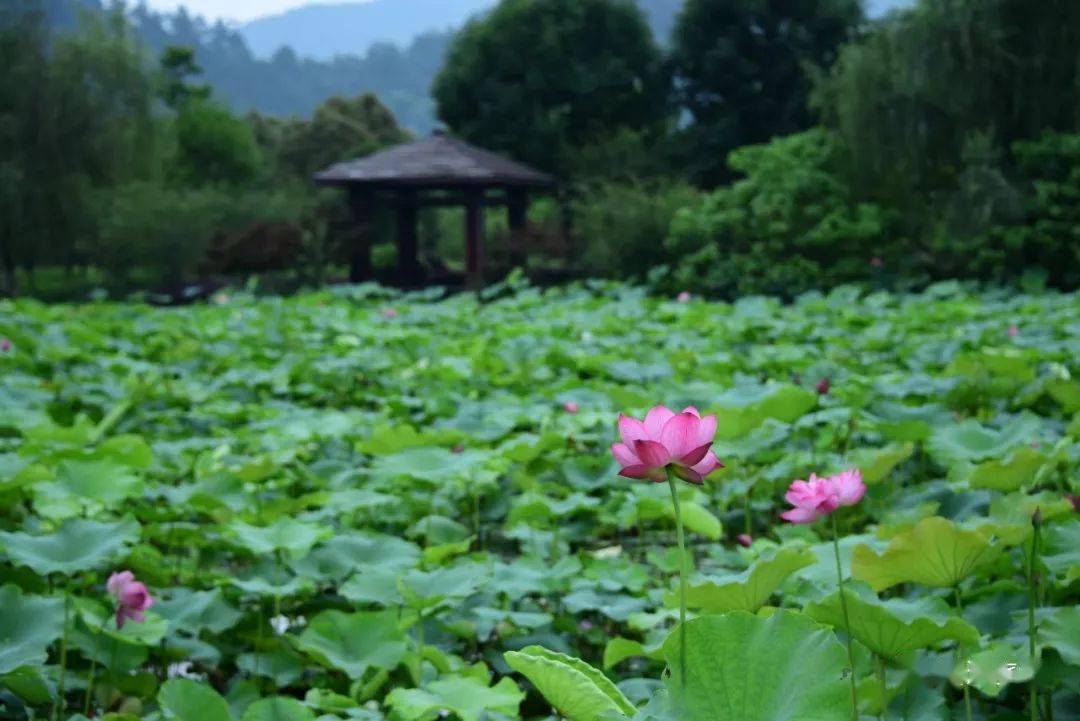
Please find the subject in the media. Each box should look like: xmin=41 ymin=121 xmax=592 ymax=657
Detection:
xmin=313 ymin=131 xmax=556 ymax=189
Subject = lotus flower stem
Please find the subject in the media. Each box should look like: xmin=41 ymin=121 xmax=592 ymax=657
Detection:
xmin=876 ymin=654 xmax=888 ymax=721
xmin=1027 ymin=512 xmax=1042 ymax=721
xmin=51 ymin=592 xmax=70 ymax=721
xmin=84 ymin=654 xmax=98 ymax=715
xmin=666 ymin=473 xmax=688 ymax=688
xmin=415 ymin=609 xmax=426 ymax=686
xmin=830 ymin=513 xmax=858 ymax=721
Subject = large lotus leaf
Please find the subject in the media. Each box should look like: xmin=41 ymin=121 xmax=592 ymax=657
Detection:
xmin=291 ymin=532 xmax=419 ymax=583
xmin=227 ymin=518 xmax=332 ymax=559
xmin=603 ymin=637 xmax=664 ymax=668
xmin=241 ymin=697 xmax=315 ymax=721
xmin=1039 ymin=606 xmax=1080 ymax=666
xmin=0 ymin=516 xmax=140 ymax=576
xmin=1041 ymin=520 xmax=1080 ymax=586
xmin=368 ymin=446 xmax=487 ymax=482
xmin=0 ymin=585 xmax=65 ymax=674
xmin=32 ymin=459 xmax=144 ymax=520
xmin=504 ymin=645 xmax=636 ymax=721
xmin=804 ymin=588 xmax=980 ymax=660
xmin=927 ymin=416 xmax=1040 ymax=465
xmin=847 ymin=443 xmax=914 ymax=484
xmin=852 ymin=517 xmax=1003 ymax=591
xmin=400 ymin=562 xmax=489 ymax=605
xmin=385 ymin=675 xmax=524 ymax=721
xmin=950 ymin=643 xmax=1036 ymax=697
xmin=294 ymin=610 xmax=407 ymax=679
xmin=158 ymin=679 xmax=233 ymax=721
xmin=154 ymin=588 xmax=243 ymax=634
xmin=1045 ymin=379 xmax=1080 ymax=413
xmin=953 ymin=447 xmax=1047 ymax=492
xmin=664 ymin=610 xmax=849 ymax=721
xmin=339 ymin=568 xmax=403 ymax=606
xmin=713 ymin=384 xmax=817 ymax=440
xmin=888 ymin=673 xmax=948 ymax=721
xmin=665 ymin=546 xmax=815 ymax=613
xmin=236 ymin=644 xmax=306 ymax=687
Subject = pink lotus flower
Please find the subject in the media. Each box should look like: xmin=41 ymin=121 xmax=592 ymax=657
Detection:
xmin=107 ymin=571 xmax=154 ymax=629
xmin=781 ymin=469 xmax=864 ymax=524
xmin=736 ymin=533 xmax=752 ymax=548
xmin=676 ymin=291 xmax=691 ymax=303
xmin=815 ymin=378 xmax=830 ymax=395
xmin=1008 ymin=324 xmax=1019 ymax=337
xmin=610 ymin=405 xmax=723 ymax=485
xmin=382 ymin=308 xmax=398 ymax=319
xmin=0 ymin=338 xmax=10 ymax=352
xmin=563 ymin=401 xmax=580 ymax=414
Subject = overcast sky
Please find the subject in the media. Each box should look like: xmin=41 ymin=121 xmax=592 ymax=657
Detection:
xmin=143 ymin=0 xmax=355 ymax=22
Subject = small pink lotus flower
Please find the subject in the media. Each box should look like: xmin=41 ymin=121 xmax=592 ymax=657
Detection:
xmin=382 ymin=308 xmax=398 ymax=319
xmin=736 ymin=533 xmax=752 ymax=548
xmin=1008 ymin=324 xmax=1019 ymax=337
xmin=781 ymin=469 xmax=864 ymax=524
xmin=0 ymin=338 xmax=10 ymax=352
xmin=676 ymin=291 xmax=691 ymax=303
xmin=870 ymin=257 xmax=884 ymax=267
xmin=610 ymin=405 xmax=723 ymax=485
xmin=815 ymin=378 xmax=830 ymax=395
xmin=107 ymin=571 xmax=154 ymax=629
xmin=563 ymin=401 xmax=580 ymax=414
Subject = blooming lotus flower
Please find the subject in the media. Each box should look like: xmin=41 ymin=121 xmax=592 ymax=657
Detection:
xmin=676 ymin=291 xmax=691 ymax=303
xmin=107 ymin=571 xmax=154 ymax=629
xmin=781 ymin=469 xmax=864 ymax=524
xmin=611 ymin=405 xmax=723 ymax=484
xmin=563 ymin=401 xmax=580 ymax=414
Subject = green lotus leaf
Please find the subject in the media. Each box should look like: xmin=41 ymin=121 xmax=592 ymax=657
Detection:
xmin=1041 ymin=519 xmax=1080 ymax=586
xmin=0 ymin=517 xmax=140 ymax=576
xmin=603 ymin=637 xmax=664 ymax=669
xmin=666 ymin=546 xmax=815 ymax=613
xmin=154 ymin=588 xmax=243 ymax=635
xmin=227 ymin=518 xmax=332 ymax=559
xmin=804 ymin=588 xmax=981 ymax=660
xmin=241 ymin=697 xmax=315 ymax=721
xmin=847 ymin=443 xmax=914 ymax=485
xmin=953 ymin=447 xmax=1047 ymax=492
xmin=368 ymin=446 xmax=488 ymax=482
xmin=294 ymin=610 xmax=407 ymax=679
xmin=950 ymin=643 xmax=1036 ymax=697
xmin=1045 ymin=378 xmax=1080 ymax=413
xmin=714 ymin=384 xmax=818 ymax=440
xmin=1039 ymin=606 xmax=1080 ymax=666
xmin=158 ymin=679 xmax=233 ymax=721
xmin=927 ymin=416 xmax=1040 ymax=465
xmin=32 ymin=459 xmax=144 ymax=520
xmin=0 ymin=585 xmax=65 ymax=674
xmin=385 ymin=674 xmax=524 ymax=721
xmin=236 ymin=644 xmax=306 ymax=687
xmin=664 ymin=610 xmax=849 ymax=721
xmin=504 ymin=645 xmax=636 ymax=721
xmin=852 ymin=517 xmax=1003 ymax=591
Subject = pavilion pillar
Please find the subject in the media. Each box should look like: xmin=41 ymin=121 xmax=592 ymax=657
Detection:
xmin=465 ymin=189 xmax=485 ymax=287
xmin=396 ymin=189 xmax=421 ymax=286
xmin=347 ymin=187 xmax=374 ymax=283
xmin=507 ymin=189 xmax=528 ymax=269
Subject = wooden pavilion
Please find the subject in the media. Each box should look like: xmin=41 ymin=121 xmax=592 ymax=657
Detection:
xmin=314 ymin=131 xmax=557 ymax=287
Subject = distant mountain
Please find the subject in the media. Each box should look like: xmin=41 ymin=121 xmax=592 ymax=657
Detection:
xmin=239 ymin=0 xmax=493 ymax=60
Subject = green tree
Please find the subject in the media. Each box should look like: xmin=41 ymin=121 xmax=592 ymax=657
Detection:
xmin=669 ymin=0 xmax=862 ymax=186
xmin=432 ymin=0 xmax=669 ymax=176
xmin=173 ymin=100 xmax=262 ymax=186
xmin=159 ymin=45 xmax=210 ymax=110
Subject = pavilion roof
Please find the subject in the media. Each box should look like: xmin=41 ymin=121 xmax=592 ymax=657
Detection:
xmin=313 ymin=131 xmax=556 ymax=189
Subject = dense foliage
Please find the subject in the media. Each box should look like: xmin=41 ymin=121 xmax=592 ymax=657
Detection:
xmin=433 ymin=0 xmax=669 ymax=175
xmin=668 ymin=0 xmax=862 ymax=186
xmin=0 ymin=282 xmax=1077 ymax=720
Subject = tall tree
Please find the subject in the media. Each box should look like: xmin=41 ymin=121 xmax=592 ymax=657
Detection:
xmin=669 ymin=0 xmax=862 ymax=186
xmin=432 ymin=0 xmax=670 ymax=176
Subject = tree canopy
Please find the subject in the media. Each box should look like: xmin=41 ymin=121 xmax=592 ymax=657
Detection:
xmin=433 ymin=0 xmax=670 ymax=176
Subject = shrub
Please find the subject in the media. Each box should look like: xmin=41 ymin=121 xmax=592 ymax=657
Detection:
xmin=664 ymin=129 xmax=885 ymax=297
xmin=574 ymin=180 xmax=699 ymax=279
